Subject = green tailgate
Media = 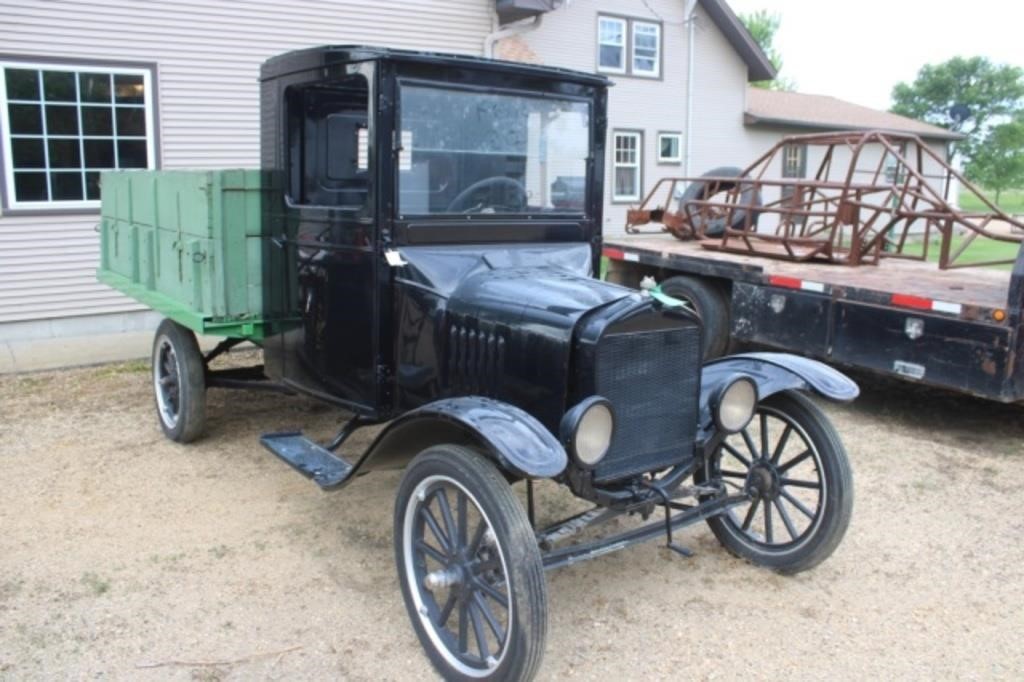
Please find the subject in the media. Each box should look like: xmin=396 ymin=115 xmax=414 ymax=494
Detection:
xmin=97 ymin=170 xmax=292 ymax=341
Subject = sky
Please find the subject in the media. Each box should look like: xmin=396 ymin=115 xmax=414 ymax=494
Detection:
xmin=725 ymin=0 xmax=1024 ymax=110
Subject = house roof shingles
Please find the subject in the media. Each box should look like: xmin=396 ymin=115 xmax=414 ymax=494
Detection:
xmin=745 ymin=88 xmax=964 ymax=141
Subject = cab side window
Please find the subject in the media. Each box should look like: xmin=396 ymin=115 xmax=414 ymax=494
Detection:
xmin=285 ymin=74 xmax=370 ymax=212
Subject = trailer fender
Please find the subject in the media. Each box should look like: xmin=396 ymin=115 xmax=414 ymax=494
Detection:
xmin=356 ymin=396 xmax=567 ymax=479
xmin=699 ymin=352 xmax=859 ymax=429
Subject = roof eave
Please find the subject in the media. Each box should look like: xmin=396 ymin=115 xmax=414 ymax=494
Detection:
xmin=698 ymin=0 xmax=777 ymax=83
xmin=744 ymin=113 xmax=967 ymax=141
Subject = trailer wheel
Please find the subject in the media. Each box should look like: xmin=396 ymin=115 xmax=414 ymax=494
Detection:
xmin=678 ymin=166 xmax=761 ymax=237
xmin=660 ymin=275 xmax=730 ymax=359
xmin=700 ymin=391 xmax=853 ymax=574
xmin=152 ymin=318 xmax=206 ymax=443
xmin=395 ymin=445 xmax=546 ymax=682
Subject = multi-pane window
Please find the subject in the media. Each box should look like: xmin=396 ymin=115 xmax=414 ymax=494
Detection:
xmin=782 ymin=143 xmax=807 ymax=178
xmin=657 ymin=132 xmax=682 ymax=164
xmin=598 ymin=17 xmax=626 ymax=73
xmin=632 ymin=22 xmax=660 ymax=77
xmin=612 ymin=131 xmax=642 ymax=202
xmin=0 ymin=62 xmax=155 ymax=210
xmin=598 ymin=16 xmax=661 ymax=78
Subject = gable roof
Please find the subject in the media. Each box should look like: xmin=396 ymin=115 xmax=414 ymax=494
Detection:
xmin=699 ymin=0 xmax=777 ymax=82
xmin=744 ymin=88 xmax=965 ymax=141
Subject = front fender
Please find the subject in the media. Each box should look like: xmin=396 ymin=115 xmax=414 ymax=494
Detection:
xmin=355 ymin=396 xmax=567 ymax=479
xmin=699 ymin=352 xmax=858 ymax=433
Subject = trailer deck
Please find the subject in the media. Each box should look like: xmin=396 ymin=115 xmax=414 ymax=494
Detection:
xmin=604 ymin=232 xmax=1023 ymax=402
xmin=606 ymin=233 xmax=1015 ymax=322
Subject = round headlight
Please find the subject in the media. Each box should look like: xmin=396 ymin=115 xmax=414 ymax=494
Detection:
xmin=560 ymin=397 xmax=615 ymax=468
xmin=715 ymin=377 xmax=758 ymax=433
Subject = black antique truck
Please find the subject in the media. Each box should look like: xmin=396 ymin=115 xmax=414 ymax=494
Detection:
xmin=98 ymin=46 xmax=856 ymax=681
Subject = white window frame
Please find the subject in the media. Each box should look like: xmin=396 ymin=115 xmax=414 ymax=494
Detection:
xmin=597 ymin=16 xmax=627 ymax=74
xmin=631 ymin=21 xmax=661 ymax=78
xmin=782 ymin=142 xmax=807 ymax=178
xmin=612 ymin=130 xmax=642 ymax=202
xmin=0 ymin=60 xmax=157 ymax=212
xmin=657 ymin=132 xmax=682 ymax=164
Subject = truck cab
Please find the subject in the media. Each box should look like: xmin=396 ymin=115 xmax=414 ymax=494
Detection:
xmin=260 ymin=47 xmax=610 ymax=421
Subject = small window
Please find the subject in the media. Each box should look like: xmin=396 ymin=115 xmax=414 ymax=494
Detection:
xmin=0 ymin=60 xmax=156 ymax=211
xmin=632 ymin=22 xmax=660 ymax=77
xmin=597 ymin=17 xmax=626 ymax=73
xmin=782 ymin=143 xmax=807 ymax=178
xmin=657 ymin=132 xmax=681 ymax=164
xmin=612 ymin=131 xmax=642 ymax=202
xmin=598 ymin=16 xmax=662 ymax=78
xmin=285 ymin=74 xmax=371 ymax=211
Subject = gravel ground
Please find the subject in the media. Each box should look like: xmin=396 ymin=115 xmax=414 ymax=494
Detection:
xmin=1 ymin=353 xmax=1022 ymax=681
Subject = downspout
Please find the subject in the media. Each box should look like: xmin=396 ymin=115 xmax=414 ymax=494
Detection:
xmin=683 ymin=0 xmax=699 ymax=177
xmin=484 ymin=14 xmax=544 ymax=58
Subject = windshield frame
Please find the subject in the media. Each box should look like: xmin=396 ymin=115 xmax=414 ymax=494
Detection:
xmin=393 ymin=78 xmax=594 ymax=221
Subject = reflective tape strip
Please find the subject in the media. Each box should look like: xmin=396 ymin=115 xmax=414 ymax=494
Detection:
xmin=891 ymin=293 xmax=963 ymax=316
xmin=891 ymin=293 xmax=933 ymax=310
xmin=931 ymin=300 xmax=963 ymax=315
xmin=768 ymin=275 xmax=802 ymax=289
xmin=801 ymin=280 xmax=826 ymax=293
xmin=768 ymin=275 xmax=827 ymax=294
xmin=602 ymin=247 xmax=639 ymax=262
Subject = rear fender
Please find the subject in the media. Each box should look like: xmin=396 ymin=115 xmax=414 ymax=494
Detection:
xmin=355 ymin=396 xmax=567 ymax=479
xmin=699 ymin=352 xmax=858 ymax=435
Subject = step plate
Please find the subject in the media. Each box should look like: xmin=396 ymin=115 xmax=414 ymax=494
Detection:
xmin=260 ymin=431 xmax=353 ymax=489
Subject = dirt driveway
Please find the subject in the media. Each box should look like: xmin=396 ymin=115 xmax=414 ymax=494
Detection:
xmin=1 ymin=354 xmax=1022 ymax=680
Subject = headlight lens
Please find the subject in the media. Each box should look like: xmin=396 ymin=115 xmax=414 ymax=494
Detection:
xmin=561 ymin=397 xmax=615 ymax=467
xmin=575 ymin=401 xmax=614 ymax=466
xmin=715 ymin=377 xmax=758 ymax=433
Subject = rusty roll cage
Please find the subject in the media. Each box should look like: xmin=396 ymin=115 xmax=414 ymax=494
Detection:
xmin=625 ymin=130 xmax=1024 ymax=270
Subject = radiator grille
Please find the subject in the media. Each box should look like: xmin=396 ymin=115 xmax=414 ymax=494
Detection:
xmin=592 ymin=325 xmax=701 ymax=482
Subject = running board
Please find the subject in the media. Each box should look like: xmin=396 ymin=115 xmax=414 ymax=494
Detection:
xmin=260 ymin=431 xmax=354 ymax=489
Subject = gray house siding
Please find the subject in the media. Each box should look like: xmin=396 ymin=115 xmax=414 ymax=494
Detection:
xmin=515 ymin=1 xmax=762 ymax=237
xmin=513 ymin=0 xmax=690 ymax=235
xmin=0 ymin=0 xmax=492 ymax=339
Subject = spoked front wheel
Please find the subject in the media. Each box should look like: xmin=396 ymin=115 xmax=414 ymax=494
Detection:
xmin=701 ymin=391 xmax=853 ymax=574
xmin=394 ymin=445 xmax=546 ymax=681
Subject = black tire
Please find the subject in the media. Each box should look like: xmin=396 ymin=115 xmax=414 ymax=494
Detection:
xmin=394 ymin=445 xmax=547 ymax=681
xmin=678 ymin=166 xmax=762 ymax=237
xmin=660 ymin=275 xmax=730 ymax=360
xmin=151 ymin=318 xmax=206 ymax=443
xmin=700 ymin=391 xmax=853 ymax=574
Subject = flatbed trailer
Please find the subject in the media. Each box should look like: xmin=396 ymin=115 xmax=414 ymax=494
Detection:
xmin=603 ymin=233 xmax=1024 ymax=402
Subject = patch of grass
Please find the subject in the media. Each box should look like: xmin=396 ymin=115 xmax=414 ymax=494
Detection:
xmin=208 ymin=544 xmax=231 ymax=559
xmin=923 ymin=235 xmax=1020 ymax=270
xmin=95 ymin=360 xmax=149 ymax=378
xmin=80 ymin=572 xmax=110 ymax=596
xmin=959 ymin=187 xmax=1024 ymax=215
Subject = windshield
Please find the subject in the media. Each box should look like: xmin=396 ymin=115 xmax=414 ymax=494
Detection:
xmin=398 ymin=85 xmax=590 ymax=216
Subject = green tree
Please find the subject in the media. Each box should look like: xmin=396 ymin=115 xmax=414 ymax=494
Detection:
xmin=738 ymin=10 xmax=795 ymax=91
xmin=890 ymin=56 xmax=1024 ymax=161
xmin=965 ymin=119 xmax=1024 ymax=204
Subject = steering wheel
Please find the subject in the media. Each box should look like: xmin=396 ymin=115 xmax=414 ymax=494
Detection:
xmin=446 ymin=176 xmax=528 ymax=213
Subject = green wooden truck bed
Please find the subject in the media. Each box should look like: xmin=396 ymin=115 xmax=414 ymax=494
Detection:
xmin=97 ymin=169 xmax=290 ymax=341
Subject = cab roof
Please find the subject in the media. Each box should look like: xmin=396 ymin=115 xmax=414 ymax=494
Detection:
xmin=260 ymin=45 xmax=610 ymax=87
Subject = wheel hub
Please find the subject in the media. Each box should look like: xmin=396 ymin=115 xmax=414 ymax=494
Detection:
xmin=424 ymin=565 xmax=463 ymax=590
xmin=747 ymin=462 xmax=780 ymax=499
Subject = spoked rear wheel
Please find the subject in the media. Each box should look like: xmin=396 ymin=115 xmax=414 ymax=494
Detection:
xmin=395 ymin=446 xmax=546 ymax=681
xmin=152 ymin=318 xmax=206 ymax=443
xmin=701 ymin=391 xmax=853 ymax=574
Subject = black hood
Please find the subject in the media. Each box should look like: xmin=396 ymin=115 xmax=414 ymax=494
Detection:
xmin=395 ymin=243 xmax=645 ymax=429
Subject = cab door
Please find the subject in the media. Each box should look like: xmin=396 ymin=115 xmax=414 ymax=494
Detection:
xmin=275 ymin=71 xmax=380 ymax=412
